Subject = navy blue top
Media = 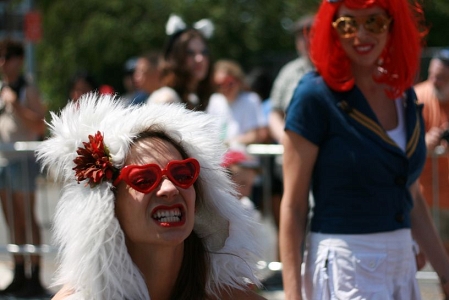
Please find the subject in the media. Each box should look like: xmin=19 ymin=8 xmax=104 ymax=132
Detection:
xmin=129 ymin=91 xmax=149 ymax=106
xmin=285 ymin=72 xmax=426 ymax=234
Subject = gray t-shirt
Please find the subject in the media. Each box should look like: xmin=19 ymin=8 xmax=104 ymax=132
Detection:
xmin=270 ymin=56 xmax=314 ymax=113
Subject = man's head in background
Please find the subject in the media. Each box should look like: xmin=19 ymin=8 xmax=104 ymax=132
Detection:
xmin=291 ymin=14 xmax=315 ymax=59
xmin=428 ymin=48 xmax=449 ymax=103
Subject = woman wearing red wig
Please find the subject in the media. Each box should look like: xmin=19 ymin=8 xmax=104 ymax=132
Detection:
xmin=280 ymin=0 xmax=449 ymax=299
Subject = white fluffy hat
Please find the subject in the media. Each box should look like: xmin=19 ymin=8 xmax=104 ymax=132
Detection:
xmin=36 ymin=94 xmax=261 ymax=299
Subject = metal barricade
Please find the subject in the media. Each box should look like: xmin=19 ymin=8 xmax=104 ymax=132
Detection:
xmin=0 ymin=141 xmax=57 ymax=256
xmin=247 ymin=144 xmax=283 ymax=220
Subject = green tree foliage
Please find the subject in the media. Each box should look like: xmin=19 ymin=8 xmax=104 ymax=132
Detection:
xmin=423 ymin=0 xmax=449 ymax=46
xmin=36 ymin=0 xmax=319 ymax=111
xmin=35 ymin=0 xmax=448 ymax=112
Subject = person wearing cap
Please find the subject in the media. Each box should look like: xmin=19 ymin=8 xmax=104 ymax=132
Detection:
xmin=268 ymin=14 xmax=315 ymax=143
xmin=37 ymin=93 xmax=265 ymax=299
xmin=415 ymin=48 xmax=449 ymax=252
xmin=266 ymin=15 xmax=316 ymax=266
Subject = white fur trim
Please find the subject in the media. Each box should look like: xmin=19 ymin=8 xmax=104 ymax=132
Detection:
xmin=36 ymin=93 xmax=261 ymax=299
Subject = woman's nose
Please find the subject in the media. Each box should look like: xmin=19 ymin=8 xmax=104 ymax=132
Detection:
xmin=194 ymin=53 xmax=204 ymax=63
xmin=156 ymin=177 xmax=179 ymax=198
xmin=354 ymin=23 xmax=371 ymax=39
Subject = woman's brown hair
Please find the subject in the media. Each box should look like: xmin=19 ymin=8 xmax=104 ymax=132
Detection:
xmin=160 ymin=29 xmax=213 ymax=111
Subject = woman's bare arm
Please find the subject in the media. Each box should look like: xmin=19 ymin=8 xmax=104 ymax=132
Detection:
xmin=280 ymin=130 xmax=318 ymax=300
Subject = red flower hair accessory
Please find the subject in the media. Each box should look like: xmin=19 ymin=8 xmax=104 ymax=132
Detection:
xmin=73 ymin=131 xmax=118 ymax=187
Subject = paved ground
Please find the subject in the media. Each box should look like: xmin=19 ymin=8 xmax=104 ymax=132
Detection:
xmin=257 ymin=268 xmax=444 ymax=300
xmin=0 ymin=177 xmax=443 ymax=299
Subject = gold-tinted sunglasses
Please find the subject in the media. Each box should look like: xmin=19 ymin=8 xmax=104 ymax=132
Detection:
xmin=332 ymin=14 xmax=392 ymax=38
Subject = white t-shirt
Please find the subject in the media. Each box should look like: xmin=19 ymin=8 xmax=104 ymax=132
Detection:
xmin=206 ymin=91 xmax=265 ymax=143
xmin=146 ymin=86 xmax=181 ymax=104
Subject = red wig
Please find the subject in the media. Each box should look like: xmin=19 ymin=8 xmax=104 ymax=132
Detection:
xmin=310 ymin=0 xmax=426 ymax=98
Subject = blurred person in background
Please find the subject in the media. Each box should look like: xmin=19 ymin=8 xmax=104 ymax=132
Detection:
xmin=415 ymin=48 xmax=449 ymax=254
xmin=246 ymin=67 xmax=273 ymax=144
xmin=68 ymin=70 xmax=99 ymax=103
xmin=246 ymin=66 xmax=283 ymax=222
xmin=121 ymin=57 xmax=138 ymax=105
xmin=148 ymin=14 xmax=214 ymax=111
xmin=221 ymin=149 xmax=276 ymax=264
xmin=206 ymin=59 xmax=266 ymax=147
xmin=222 ymin=149 xmax=263 ymax=222
xmin=267 ymin=17 xmax=315 ymax=265
xmin=269 ymin=14 xmax=315 ymax=143
xmin=131 ymin=52 xmax=161 ymax=106
xmin=0 ymin=38 xmax=48 ymax=297
xmin=247 ymin=66 xmax=285 ymax=265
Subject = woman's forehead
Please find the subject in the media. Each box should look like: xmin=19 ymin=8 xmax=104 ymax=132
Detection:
xmin=187 ymin=37 xmax=206 ymax=50
xmin=126 ymin=138 xmax=183 ymax=165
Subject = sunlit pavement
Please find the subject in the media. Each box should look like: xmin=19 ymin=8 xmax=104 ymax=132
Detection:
xmin=257 ymin=266 xmax=443 ymax=300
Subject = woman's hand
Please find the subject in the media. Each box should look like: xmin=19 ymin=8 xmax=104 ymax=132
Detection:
xmin=0 ymin=86 xmax=17 ymax=106
xmin=425 ymin=126 xmax=445 ymax=151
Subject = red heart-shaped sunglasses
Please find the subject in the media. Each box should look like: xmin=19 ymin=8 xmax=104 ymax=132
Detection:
xmin=113 ymin=158 xmax=200 ymax=194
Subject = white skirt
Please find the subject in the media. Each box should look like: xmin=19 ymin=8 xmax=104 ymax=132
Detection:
xmin=302 ymin=229 xmax=421 ymax=300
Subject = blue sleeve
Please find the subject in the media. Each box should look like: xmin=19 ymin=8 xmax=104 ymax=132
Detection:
xmin=285 ymin=73 xmax=330 ymax=146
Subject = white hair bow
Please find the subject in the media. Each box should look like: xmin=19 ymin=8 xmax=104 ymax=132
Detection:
xmin=165 ymin=14 xmax=214 ymax=39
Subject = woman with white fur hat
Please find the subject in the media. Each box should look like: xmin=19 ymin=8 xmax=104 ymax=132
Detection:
xmin=37 ymin=93 xmax=265 ymax=299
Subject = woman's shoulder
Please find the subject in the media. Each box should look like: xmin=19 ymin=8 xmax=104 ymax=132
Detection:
xmin=296 ymin=71 xmax=327 ymax=94
xmin=206 ymin=93 xmax=228 ymax=114
xmin=148 ymin=86 xmax=181 ymax=104
xmin=288 ymin=71 xmax=333 ymax=108
xmin=51 ymin=286 xmax=73 ymax=300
